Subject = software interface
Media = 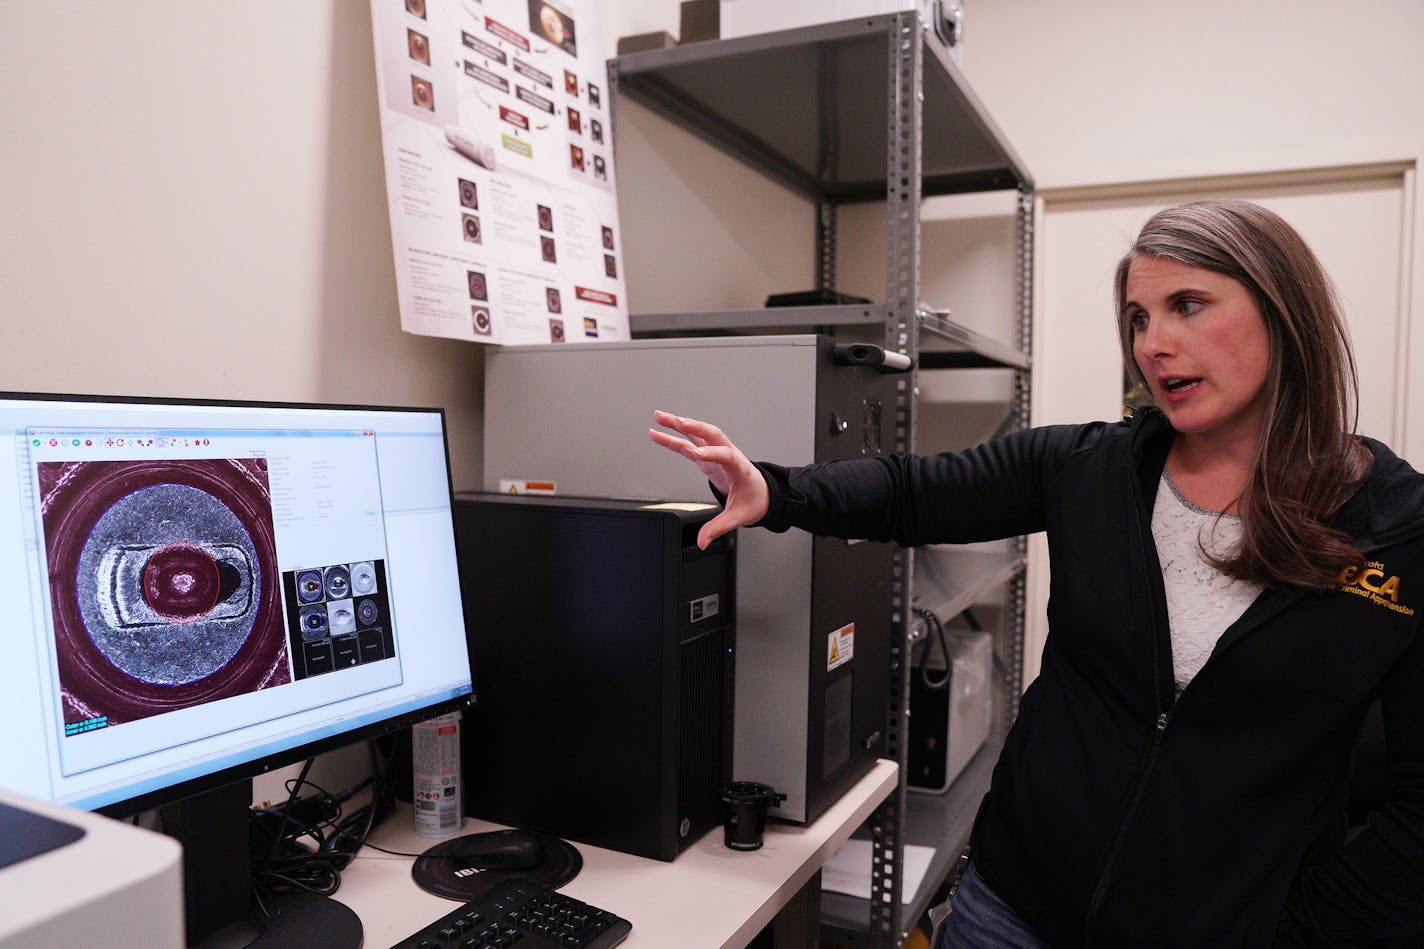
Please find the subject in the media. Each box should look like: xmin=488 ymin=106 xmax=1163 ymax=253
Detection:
xmin=0 ymin=397 xmax=473 ymax=811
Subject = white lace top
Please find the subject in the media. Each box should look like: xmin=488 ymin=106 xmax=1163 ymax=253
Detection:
xmin=1151 ymin=472 xmax=1265 ymax=694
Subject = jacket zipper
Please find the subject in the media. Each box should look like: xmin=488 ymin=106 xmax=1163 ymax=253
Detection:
xmin=1084 ymin=427 xmax=1174 ymax=943
xmin=1084 ymin=711 xmax=1170 ymax=938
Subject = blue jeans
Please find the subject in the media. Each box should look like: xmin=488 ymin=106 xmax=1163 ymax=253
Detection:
xmin=933 ymin=862 xmax=1054 ymax=949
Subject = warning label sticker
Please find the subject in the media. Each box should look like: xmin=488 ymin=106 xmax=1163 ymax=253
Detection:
xmin=498 ymin=479 xmax=556 ymax=495
xmin=827 ymin=622 xmax=855 ymax=672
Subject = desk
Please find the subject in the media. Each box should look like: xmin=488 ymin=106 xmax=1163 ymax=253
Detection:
xmin=336 ymin=758 xmax=897 ymax=948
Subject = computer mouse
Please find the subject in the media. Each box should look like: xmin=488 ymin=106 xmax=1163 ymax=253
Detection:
xmin=444 ymin=829 xmax=546 ymax=870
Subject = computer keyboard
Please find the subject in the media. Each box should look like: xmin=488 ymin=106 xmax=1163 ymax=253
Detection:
xmin=393 ymin=878 xmax=633 ymax=948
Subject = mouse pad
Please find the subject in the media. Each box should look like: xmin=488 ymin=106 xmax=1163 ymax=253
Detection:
xmin=412 ymin=831 xmax=582 ymax=900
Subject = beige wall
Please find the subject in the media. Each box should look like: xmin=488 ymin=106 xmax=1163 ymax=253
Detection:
xmin=964 ymin=1 xmax=1424 ymax=188
xmin=0 ymin=4 xmax=486 ymax=490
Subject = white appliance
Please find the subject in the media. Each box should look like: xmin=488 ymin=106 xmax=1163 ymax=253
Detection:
xmin=0 ymin=788 xmax=183 ymax=949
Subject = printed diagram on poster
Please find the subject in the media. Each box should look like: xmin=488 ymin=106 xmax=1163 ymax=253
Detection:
xmin=370 ymin=0 xmax=628 ymax=345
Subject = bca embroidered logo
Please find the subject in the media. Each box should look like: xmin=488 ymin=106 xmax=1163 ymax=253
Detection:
xmin=1336 ymin=561 xmax=1416 ymax=616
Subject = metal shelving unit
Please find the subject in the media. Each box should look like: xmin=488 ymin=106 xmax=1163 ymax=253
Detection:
xmin=822 ymin=739 xmax=1001 ymax=935
xmin=612 ymin=14 xmax=1033 ymax=947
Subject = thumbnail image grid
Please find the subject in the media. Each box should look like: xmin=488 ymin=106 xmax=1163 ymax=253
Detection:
xmin=282 ymin=560 xmax=396 ymax=680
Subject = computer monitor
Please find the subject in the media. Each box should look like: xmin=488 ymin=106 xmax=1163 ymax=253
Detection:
xmin=0 ymin=392 xmax=475 ymax=945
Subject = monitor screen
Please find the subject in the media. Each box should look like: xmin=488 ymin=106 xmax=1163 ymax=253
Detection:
xmin=0 ymin=392 xmax=474 ymax=816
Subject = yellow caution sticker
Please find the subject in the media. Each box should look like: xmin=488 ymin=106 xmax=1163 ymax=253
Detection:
xmin=827 ymin=622 xmax=855 ymax=672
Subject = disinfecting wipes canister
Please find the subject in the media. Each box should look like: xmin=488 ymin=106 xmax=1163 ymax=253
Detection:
xmin=412 ymin=712 xmax=464 ymax=837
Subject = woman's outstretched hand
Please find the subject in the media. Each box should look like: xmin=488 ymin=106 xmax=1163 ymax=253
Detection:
xmin=649 ymin=410 xmax=769 ymax=549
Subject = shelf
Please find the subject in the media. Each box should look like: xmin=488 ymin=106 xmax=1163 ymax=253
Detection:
xmin=821 ymin=740 xmax=1001 ymax=938
xmin=613 ymin=15 xmax=1032 ymax=203
xmin=910 ymin=546 xmax=1025 ymax=644
xmin=629 ymin=304 xmax=890 ymax=333
xmin=629 ymin=305 xmax=1029 ymax=371
xmin=918 ymin=309 xmax=1030 ymax=371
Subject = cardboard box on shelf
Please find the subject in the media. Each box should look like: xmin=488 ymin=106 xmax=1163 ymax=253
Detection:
xmin=680 ymin=0 xmax=720 ymax=44
xmin=616 ymin=30 xmax=677 ymax=56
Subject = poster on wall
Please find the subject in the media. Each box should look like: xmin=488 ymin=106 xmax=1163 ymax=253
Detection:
xmin=369 ymin=0 xmax=627 ymax=345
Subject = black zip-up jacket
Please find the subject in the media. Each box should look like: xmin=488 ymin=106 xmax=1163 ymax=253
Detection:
xmin=752 ymin=408 xmax=1424 ymax=946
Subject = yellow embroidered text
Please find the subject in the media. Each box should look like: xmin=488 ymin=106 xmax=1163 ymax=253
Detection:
xmin=1337 ymin=562 xmax=1415 ymax=616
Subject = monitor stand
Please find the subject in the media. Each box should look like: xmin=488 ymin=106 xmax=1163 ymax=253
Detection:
xmin=162 ymin=779 xmax=362 ymax=949
xmin=194 ymin=892 xmax=362 ymax=949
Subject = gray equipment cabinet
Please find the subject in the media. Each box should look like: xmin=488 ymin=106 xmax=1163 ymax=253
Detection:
xmin=611 ymin=12 xmax=1033 ymax=947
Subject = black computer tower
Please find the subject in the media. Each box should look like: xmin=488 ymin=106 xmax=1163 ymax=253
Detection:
xmin=453 ymin=494 xmax=735 ymax=861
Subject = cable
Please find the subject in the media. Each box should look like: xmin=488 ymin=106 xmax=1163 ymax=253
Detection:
xmin=330 ymin=833 xmax=428 ymax=859
xmin=247 ymin=739 xmax=402 ymax=902
xmin=263 ymin=756 xmax=316 ymax=869
xmin=913 ymin=606 xmax=952 ymax=691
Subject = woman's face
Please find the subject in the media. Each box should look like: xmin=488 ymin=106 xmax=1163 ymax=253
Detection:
xmin=1125 ymin=255 xmax=1272 ymax=449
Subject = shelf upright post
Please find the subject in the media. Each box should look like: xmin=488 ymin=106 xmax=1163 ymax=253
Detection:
xmin=816 ymin=199 xmax=838 ymax=294
xmin=1002 ymin=186 xmax=1036 ymax=721
xmin=867 ymin=12 xmax=924 ymax=948
xmin=815 ymin=42 xmax=839 ymax=295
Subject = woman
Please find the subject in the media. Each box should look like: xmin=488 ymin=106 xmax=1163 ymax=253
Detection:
xmin=649 ymin=200 xmax=1424 ymax=947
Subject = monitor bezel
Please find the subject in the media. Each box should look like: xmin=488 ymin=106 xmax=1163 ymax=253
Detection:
xmin=0 ymin=389 xmax=476 ymax=819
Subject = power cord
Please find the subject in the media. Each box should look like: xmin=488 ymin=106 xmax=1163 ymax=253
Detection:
xmin=913 ymin=606 xmax=952 ymax=692
xmin=916 ymin=606 xmax=1015 ymax=693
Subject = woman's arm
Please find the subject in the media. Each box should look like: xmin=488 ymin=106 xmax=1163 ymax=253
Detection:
xmin=749 ymin=424 xmax=1089 ymax=547
xmin=651 ymin=411 xmax=1096 ymax=547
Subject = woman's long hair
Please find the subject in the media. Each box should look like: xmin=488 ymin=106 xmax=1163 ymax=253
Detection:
xmin=1114 ymin=199 xmax=1369 ymax=589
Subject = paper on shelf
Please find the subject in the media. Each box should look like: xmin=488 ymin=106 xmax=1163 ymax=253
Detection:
xmin=820 ymin=839 xmax=937 ymax=904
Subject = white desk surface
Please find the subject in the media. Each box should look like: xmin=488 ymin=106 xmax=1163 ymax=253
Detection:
xmin=336 ymin=758 xmax=898 ymax=948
